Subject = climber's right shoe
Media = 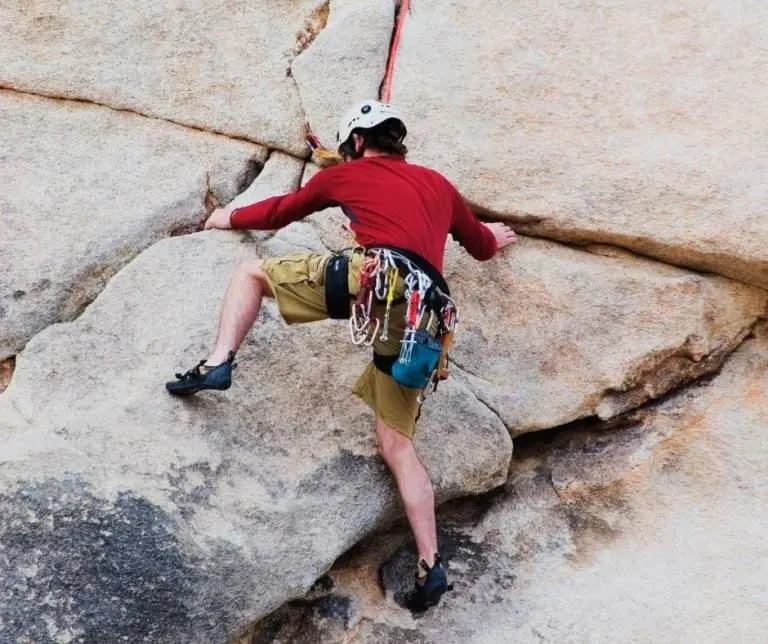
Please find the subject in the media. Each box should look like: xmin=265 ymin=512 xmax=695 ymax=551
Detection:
xmin=165 ymin=351 xmax=236 ymax=396
xmin=404 ymin=554 xmax=450 ymax=613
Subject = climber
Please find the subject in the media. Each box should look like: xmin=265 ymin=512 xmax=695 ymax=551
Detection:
xmin=164 ymin=99 xmax=517 ymax=611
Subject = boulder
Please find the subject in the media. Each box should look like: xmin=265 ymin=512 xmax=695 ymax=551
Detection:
xmin=442 ymin=238 xmax=767 ymax=434
xmin=391 ymin=0 xmax=768 ymax=288
xmin=0 ymin=91 xmax=265 ymax=359
xmin=256 ymin=327 xmax=768 ymax=643
xmin=0 ymin=231 xmax=511 ymax=643
xmin=0 ymin=0 xmax=334 ymax=154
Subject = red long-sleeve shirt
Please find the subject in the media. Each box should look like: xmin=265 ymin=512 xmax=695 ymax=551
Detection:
xmin=229 ymin=155 xmax=497 ymax=272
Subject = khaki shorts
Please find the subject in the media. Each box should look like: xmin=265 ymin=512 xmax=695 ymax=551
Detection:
xmin=260 ymin=249 xmax=422 ymax=439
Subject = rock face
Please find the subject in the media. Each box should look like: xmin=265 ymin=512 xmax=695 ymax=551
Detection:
xmin=443 ymin=238 xmax=766 ymax=434
xmin=392 ymin=0 xmax=768 ymax=288
xmin=0 ymin=0 xmax=397 ymax=155
xmin=2 ymin=1 xmax=767 ymax=641
xmin=0 ymin=232 xmax=512 ymax=643
xmin=0 ymin=91 xmax=265 ymax=359
xmin=249 ymin=329 xmax=768 ymax=643
xmin=0 ymin=0 xmax=323 ymax=154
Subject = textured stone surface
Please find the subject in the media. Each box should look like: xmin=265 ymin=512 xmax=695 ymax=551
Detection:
xmin=267 ymin=330 xmax=768 ymax=642
xmin=0 ymin=91 xmax=265 ymax=359
xmin=391 ymin=0 xmax=768 ymax=287
xmin=292 ymin=0 xmax=394 ymax=149
xmin=3 ymin=2 xmax=767 ymax=641
xmin=228 ymin=152 xmax=304 ymax=211
xmin=442 ymin=237 xmax=767 ymax=435
xmin=0 ymin=0 xmax=331 ymax=154
xmin=0 ymin=231 xmax=511 ymax=643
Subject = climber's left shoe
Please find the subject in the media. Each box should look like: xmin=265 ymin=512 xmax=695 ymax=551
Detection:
xmin=165 ymin=351 xmax=236 ymax=396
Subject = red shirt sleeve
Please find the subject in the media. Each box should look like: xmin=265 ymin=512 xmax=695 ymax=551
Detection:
xmin=449 ymin=185 xmax=497 ymax=261
xmin=229 ymin=165 xmax=339 ymax=230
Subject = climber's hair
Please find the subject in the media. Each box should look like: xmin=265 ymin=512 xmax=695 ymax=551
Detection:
xmin=338 ymin=119 xmax=408 ymax=159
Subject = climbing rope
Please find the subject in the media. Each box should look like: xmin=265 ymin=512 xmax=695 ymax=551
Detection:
xmin=380 ymin=0 xmax=410 ymax=103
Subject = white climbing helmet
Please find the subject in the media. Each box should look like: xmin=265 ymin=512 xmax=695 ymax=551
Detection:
xmin=336 ymin=100 xmax=406 ymax=145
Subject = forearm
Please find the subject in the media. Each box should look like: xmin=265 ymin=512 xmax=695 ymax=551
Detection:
xmin=229 ymin=195 xmax=291 ymax=230
xmin=228 ymin=170 xmax=335 ymax=230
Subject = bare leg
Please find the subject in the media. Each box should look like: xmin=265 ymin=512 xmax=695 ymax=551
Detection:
xmin=207 ymin=259 xmax=273 ymax=365
xmin=375 ymin=417 xmax=438 ymax=567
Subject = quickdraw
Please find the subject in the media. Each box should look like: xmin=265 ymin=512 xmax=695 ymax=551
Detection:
xmin=350 ymin=255 xmax=381 ymax=345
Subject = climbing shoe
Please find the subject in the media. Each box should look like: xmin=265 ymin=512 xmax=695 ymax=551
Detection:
xmin=165 ymin=351 xmax=236 ymax=396
xmin=404 ymin=554 xmax=450 ymax=613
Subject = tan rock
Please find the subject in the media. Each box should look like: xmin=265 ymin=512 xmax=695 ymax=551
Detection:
xmin=0 ymin=0 xmax=334 ymax=154
xmin=0 ymin=232 xmax=511 ymax=643
xmin=443 ymin=237 xmax=767 ymax=434
xmin=228 ymin=152 xmax=304 ymax=210
xmin=262 ymin=330 xmax=768 ymax=643
xmin=0 ymin=91 xmax=265 ymax=359
xmin=391 ymin=0 xmax=768 ymax=287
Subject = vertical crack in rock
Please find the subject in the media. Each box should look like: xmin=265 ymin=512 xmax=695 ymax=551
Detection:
xmin=0 ymin=356 xmax=15 ymax=394
xmin=293 ymin=1 xmax=331 ymax=58
xmin=287 ymin=2 xmax=330 ymax=136
xmin=169 ymin=156 xmax=266 ymax=239
xmin=450 ymin=364 xmax=512 ymax=433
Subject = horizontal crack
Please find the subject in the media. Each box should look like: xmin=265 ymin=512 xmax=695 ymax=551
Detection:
xmin=0 ymin=85 xmax=309 ymax=161
xmin=507 ymin=219 xmax=768 ymax=293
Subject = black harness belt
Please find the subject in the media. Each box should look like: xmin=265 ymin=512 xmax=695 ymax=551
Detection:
xmin=324 ymin=254 xmax=351 ymax=319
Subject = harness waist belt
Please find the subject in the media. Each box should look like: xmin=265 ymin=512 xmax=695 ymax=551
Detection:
xmin=324 ymin=254 xmax=351 ymax=319
xmin=370 ymin=245 xmax=450 ymax=296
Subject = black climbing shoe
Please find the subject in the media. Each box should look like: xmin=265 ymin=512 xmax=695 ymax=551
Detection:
xmin=405 ymin=554 xmax=450 ymax=613
xmin=165 ymin=351 xmax=236 ymax=396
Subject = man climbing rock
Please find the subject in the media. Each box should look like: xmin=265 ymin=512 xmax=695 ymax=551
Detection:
xmin=165 ymin=100 xmax=517 ymax=611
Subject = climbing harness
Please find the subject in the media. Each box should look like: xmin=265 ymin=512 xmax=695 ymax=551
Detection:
xmin=334 ymin=246 xmax=459 ymax=399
